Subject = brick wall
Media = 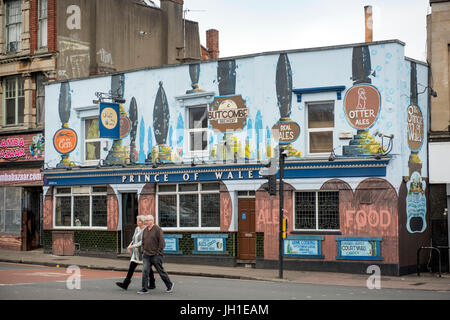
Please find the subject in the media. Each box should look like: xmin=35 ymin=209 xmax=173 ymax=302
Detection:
xmin=47 ymin=0 xmax=57 ymax=52
xmin=29 ymin=0 xmax=37 ymax=54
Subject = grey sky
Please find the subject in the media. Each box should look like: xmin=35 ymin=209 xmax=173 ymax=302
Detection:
xmin=177 ymin=0 xmax=431 ymax=62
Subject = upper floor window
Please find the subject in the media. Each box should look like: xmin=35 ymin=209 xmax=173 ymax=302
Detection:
xmin=36 ymin=74 xmax=46 ymax=125
xmin=84 ymin=118 xmax=101 ymax=162
xmin=5 ymin=0 xmax=22 ymax=53
xmin=3 ymin=76 xmax=25 ymax=126
xmin=307 ymin=101 xmax=334 ymax=154
xmin=38 ymin=0 xmax=48 ymax=48
xmin=188 ymin=105 xmax=208 ymax=153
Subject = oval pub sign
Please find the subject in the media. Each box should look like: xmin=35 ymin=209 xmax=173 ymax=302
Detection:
xmin=344 ymin=84 xmax=381 ymax=130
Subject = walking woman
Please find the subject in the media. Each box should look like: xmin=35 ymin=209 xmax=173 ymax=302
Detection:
xmin=116 ymin=215 xmax=155 ymax=290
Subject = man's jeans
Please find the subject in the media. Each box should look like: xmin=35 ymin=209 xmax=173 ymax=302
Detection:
xmin=142 ymin=253 xmax=172 ymax=290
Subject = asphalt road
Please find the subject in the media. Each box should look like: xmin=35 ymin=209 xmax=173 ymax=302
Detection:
xmin=1 ymin=262 xmax=449 ymax=301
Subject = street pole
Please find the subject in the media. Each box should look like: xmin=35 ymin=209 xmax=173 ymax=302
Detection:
xmin=279 ymin=147 xmax=285 ymax=279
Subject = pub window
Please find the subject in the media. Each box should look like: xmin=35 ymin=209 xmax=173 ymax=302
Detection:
xmin=38 ymin=0 xmax=48 ymax=49
xmin=157 ymin=183 xmax=220 ymax=229
xmin=84 ymin=118 xmax=101 ymax=162
xmin=188 ymin=106 xmax=208 ymax=153
xmin=294 ymin=191 xmax=339 ymax=231
xmin=36 ymin=74 xmax=47 ymax=125
xmin=5 ymin=0 xmax=22 ymax=53
xmin=0 ymin=187 xmax=22 ymax=234
xmin=307 ymin=101 xmax=334 ymax=154
xmin=3 ymin=76 xmax=25 ymax=126
xmin=54 ymin=186 xmax=107 ymax=228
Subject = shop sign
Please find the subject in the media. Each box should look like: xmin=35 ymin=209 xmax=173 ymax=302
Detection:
xmin=272 ymin=120 xmax=301 ymax=144
xmin=283 ymin=236 xmax=324 ymax=259
xmin=0 ymin=133 xmax=45 ymax=162
xmin=344 ymin=84 xmax=381 ymax=130
xmin=0 ymin=172 xmax=42 ymax=183
xmin=336 ymin=237 xmax=382 ymax=260
xmin=164 ymin=234 xmax=183 ymax=254
xmin=53 ymin=128 xmax=78 ymax=155
xmin=208 ymin=95 xmax=248 ymax=132
xmin=407 ymin=104 xmax=424 ymax=152
xmin=192 ymin=234 xmax=228 ymax=254
xmin=99 ymin=102 xmax=120 ymax=139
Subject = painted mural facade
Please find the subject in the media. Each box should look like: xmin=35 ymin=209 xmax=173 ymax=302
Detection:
xmin=43 ymin=40 xmax=430 ymax=275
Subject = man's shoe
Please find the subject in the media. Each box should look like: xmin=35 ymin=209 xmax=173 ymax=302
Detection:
xmin=137 ymin=289 xmax=149 ymax=294
xmin=166 ymin=283 xmax=174 ymax=293
xmin=149 ymin=285 xmax=156 ymax=289
xmin=116 ymin=279 xmax=130 ymax=290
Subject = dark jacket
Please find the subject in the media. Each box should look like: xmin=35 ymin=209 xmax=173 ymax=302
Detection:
xmin=142 ymin=224 xmax=165 ymax=256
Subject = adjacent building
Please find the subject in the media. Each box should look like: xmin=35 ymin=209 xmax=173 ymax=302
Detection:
xmin=427 ymin=0 xmax=450 ymax=271
xmin=43 ymin=38 xmax=430 ymax=275
xmin=0 ymin=0 xmax=209 ymax=250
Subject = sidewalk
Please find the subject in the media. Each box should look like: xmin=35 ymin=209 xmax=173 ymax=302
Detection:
xmin=1 ymin=248 xmax=449 ymax=292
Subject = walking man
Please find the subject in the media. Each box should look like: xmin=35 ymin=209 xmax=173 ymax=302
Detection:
xmin=138 ymin=214 xmax=174 ymax=294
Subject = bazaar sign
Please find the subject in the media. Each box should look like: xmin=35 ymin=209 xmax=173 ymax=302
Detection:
xmin=344 ymin=84 xmax=381 ymax=130
xmin=208 ymin=95 xmax=248 ymax=132
xmin=0 ymin=133 xmax=45 ymax=162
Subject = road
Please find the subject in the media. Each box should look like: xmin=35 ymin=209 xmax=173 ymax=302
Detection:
xmin=1 ymin=262 xmax=449 ymax=301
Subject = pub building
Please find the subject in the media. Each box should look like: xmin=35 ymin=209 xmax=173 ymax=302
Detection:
xmin=43 ymin=39 xmax=431 ymax=275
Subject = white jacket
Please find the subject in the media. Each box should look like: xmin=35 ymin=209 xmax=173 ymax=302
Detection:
xmin=128 ymin=226 xmax=145 ymax=264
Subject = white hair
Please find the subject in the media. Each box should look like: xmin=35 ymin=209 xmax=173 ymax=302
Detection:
xmin=144 ymin=215 xmax=154 ymax=221
xmin=137 ymin=215 xmax=146 ymax=223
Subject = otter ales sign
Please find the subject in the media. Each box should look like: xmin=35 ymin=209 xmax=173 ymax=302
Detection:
xmin=344 ymin=84 xmax=381 ymax=130
xmin=407 ymin=104 xmax=424 ymax=152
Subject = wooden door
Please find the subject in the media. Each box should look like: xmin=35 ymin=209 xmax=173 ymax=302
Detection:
xmin=121 ymin=193 xmax=138 ymax=250
xmin=238 ymin=198 xmax=256 ymax=261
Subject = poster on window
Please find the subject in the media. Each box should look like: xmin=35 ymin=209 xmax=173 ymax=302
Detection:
xmin=283 ymin=236 xmax=324 ymax=259
xmin=192 ymin=234 xmax=228 ymax=254
xmin=336 ymin=237 xmax=382 ymax=260
xmin=99 ymin=102 xmax=120 ymax=139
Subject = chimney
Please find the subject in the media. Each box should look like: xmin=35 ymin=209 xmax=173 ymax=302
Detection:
xmin=364 ymin=5 xmax=373 ymax=42
xmin=206 ymin=29 xmax=219 ymax=59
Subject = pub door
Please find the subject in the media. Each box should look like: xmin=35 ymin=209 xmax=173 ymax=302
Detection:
xmin=238 ymin=197 xmax=256 ymax=262
xmin=121 ymin=193 xmax=138 ymax=252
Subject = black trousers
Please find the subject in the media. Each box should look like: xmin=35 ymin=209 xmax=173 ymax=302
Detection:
xmin=142 ymin=254 xmax=172 ymax=290
xmin=126 ymin=261 xmax=155 ymax=286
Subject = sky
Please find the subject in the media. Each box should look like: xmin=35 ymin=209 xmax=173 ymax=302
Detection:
xmin=169 ymin=0 xmax=431 ymax=62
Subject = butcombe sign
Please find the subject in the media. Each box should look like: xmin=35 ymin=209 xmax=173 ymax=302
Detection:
xmin=208 ymin=95 xmax=249 ymax=132
xmin=344 ymin=84 xmax=381 ymax=130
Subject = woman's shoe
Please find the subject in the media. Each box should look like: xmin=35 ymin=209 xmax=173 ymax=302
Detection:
xmin=116 ymin=278 xmax=131 ymax=290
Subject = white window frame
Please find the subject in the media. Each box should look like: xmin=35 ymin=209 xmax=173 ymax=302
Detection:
xmin=306 ymin=100 xmax=335 ymax=157
xmin=2 ymin=76 xmax=25 ymax=126
xmin=4 ymin=0 xmax=22 ymax=53
xmin=38 ymin=0 xmax=48 ymax=49
xmin=83 ymin=117 xmax=102 ymax=164
xmin=53 ymin=186 xmax=108 ymax=230
xmin=187 ymin=105 xmax=209 ymax=157
xmin=293 ymin=190 xmax=340 ymax=232
xmin=156 ymin=183 xmax=220 ymax=231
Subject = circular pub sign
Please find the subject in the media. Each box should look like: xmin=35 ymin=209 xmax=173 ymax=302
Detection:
xmin=120 ymin=116 xmax=131 ymax=139
xmin=53 ymin=128 xmax=78 ymax=155
xmin=208 ymin=95 xmax=248 ymax=133
xmin=272 ymin=119 xmax=301 ymax=144
xmin=344 ymin=84 xmax=381 ymax=130
xmin=100 ymin=107 xmax=118 ymax=130
xmin=407 ymin=104 xmax=424 ymax=152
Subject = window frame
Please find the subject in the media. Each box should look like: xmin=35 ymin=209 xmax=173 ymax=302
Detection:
xmin=186 ymin=105 xmax=209 ymax=157
xmin=53 ymin=186 xmax=108 ymax=230
xmin=83 ymin=117 xmax=102 ymax=164
xmin=4 ymin=0 xmax=22 ymax=53
xmin=156 ymin=183 xmax=220 ymax=231
xmin=0 ymin=187 xmax=22 ymax=235
xmin=2 ymin=76 xmax=25 ymax=126
xmin=293 ymin=190 xmax=340 ymax=232
xmin=38 ymin=0 xmax=48 ymax=49
xmin=306 ymin=100 xmax=335 ymax=156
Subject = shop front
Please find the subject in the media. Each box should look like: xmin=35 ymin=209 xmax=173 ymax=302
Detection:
xmin=43 ymin=40 xmax=430 ymax=275
xmin=0 ymin=131 xmax=44 ymax=251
